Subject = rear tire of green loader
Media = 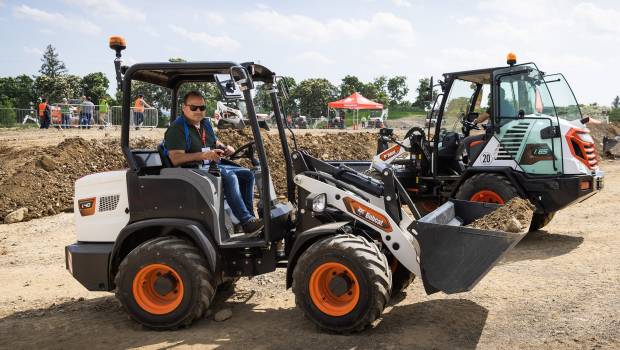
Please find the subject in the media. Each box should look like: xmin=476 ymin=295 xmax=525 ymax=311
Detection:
xmin=292 ymin=233 xmax=391 ymax=333
xmin=114 ymin=236 xmax=216 ymax=330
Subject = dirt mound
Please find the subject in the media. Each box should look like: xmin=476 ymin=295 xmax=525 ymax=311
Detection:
xmin=587 ymin=122 xmax=620 ymax=157
xmin=466 ymin=198 xmax=535 ymax=233
xmin=0 ymin=131 xmax=378 ymax=223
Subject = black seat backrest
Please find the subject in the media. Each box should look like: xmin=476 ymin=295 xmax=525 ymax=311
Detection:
xmin=157 ymin=144 xmax=173 ymax=168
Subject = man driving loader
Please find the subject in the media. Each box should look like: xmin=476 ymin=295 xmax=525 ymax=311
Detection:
xmin=164 ymin=90 xmax=263 ymax=236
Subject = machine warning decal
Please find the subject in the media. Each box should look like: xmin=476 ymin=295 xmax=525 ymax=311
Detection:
xmin=342 ymin=197 xmax=393 ymax=232
xmin=379 ymin=145 xmax=401 ymax=161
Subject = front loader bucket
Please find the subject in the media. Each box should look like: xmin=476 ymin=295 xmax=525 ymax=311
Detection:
xmin=411 ymin=199 xmax=529 ymax=295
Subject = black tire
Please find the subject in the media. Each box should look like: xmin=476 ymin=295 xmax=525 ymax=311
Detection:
xmin=529 ymin=211 xmax=555 ymax=231
xmin=454 ymin=173 xmax=519 ymax=205
xmin=114 ymin=236 xmax=216 ymax=330
xmin=292 ymin=234 xmax=391 ymax=333
xmin=390 ymin=259 xmax=415 ymax=295
xmin=456 ymin=173 xmax=549 ymax=232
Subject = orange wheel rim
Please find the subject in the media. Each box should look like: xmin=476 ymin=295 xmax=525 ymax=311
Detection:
xmin=132 ymin=263 xmax=184 ymax=315
xmin=309 ymin=262 xmax=360 ymax=316
xmin=470 ymin=190 xmax=505 ymax=204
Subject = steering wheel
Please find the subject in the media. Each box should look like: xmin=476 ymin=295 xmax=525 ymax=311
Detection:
xmin=404 ymin=126 xmax=426 ymax=140
xmin=227 ymin=140 xmax=256 ymax=161
xmin=461 ymin=119 xmax=481 ymax=131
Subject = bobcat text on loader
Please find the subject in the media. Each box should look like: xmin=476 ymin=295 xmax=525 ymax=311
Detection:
xmin=65 ymin=37 xmax=531 ymax=333
xmin=349 ymin=53 xmax=603 ymax=231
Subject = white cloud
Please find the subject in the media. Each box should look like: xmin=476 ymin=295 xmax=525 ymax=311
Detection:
xmin=372 ymin=48 xmax=407 ymax=64
xmin=23 ymin=46 xmax=43 ymax=56
xmin=573 ymin=2 xmax=620 ymax=35
xmin=140 ymin=25 xmax=159 ymax=38
xmin=392 ymin=0 xmax=412 ymax=7
xmin=193 ymin=11 xmax=226 ymax=25
xmin=295 ymin=51 xmax=333 ymax=65
xmin=63 ymin=0 xmax=146 ymax=22
xmin=241 ymin=10 xmax=415 ymax=47
xmin=13 ymin=5 xmax=101 ymax=35
xmin=206 ymin=12 xmax=226 ymax=25
xmin=39 ymin=28 xmax=55 ymax=35
xmin=169 ymin=25 xmax=241 ymax=51
xmin=456 ymin=16 xmax=479 ymax=25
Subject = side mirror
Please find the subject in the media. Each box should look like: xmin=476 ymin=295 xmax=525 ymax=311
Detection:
xmin=215 ymin=74 xmax=243 ymax=100
xmin=518 ymin=109 xmax=525 ymax=119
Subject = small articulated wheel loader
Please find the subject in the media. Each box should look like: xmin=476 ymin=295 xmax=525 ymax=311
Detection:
xmin=348 ymin=54 xmax=604 ymax=231
xmin=65 ymin=37 xmax=530 ymax=333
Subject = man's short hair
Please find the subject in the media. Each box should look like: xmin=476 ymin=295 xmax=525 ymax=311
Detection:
xmin=183 ymin=90 xmax=204 ymax=104
xmin=138 ymin=94 xmax=144 ymax=98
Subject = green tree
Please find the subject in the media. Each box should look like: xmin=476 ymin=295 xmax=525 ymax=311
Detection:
xmin=293 ymin=78 xmax=338 ymax=118
xmin=412 ymin=77 xmax=437 ymax=110
xmin=278 ymin=76 xmax=298 ymax=116
xmin=33 ymin=74 xmax=81 ymax=103
xmin=612 ymin=95 xmax=620 ymax=109
xmin=371 ymin=76 xmax=389 ymax=106
xmin=39 ymin=44 xmax=67 ymax=78
xmin=81 ymin=72 xmax=109 ymax=105
xmin=387 ymin=76 xmax=409 ymax=106
xmin=0 ymin=75 xmax=36 ymax=108
xmin=253 ymin=83 xmax=272 ymax=114
xmin=339 ymin=75 xmax=363 ymax=98
xmin=0 ymin=96 xmax=17 ymax=127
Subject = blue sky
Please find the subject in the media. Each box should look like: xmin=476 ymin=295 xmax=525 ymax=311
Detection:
xmin=0 ymin=0 xmax=618 ymax=104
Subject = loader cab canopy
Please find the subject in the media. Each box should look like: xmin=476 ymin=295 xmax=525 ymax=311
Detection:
xmin=125 ymin=62 xmax=276 ymax=89
xmin=119 ymin=61 xmax=278 ymax=173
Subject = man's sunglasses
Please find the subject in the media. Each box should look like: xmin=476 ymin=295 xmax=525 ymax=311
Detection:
xmin=187 ymin=104 xmax=206 ymax=111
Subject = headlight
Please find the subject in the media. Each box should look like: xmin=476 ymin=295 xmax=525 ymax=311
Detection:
xmin=312 ymin=193 xmax=327 ymax=212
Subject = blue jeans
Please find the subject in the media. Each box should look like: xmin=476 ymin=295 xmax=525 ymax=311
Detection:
xmin=80 ymin=113 xmax=92 ymax=129
xmin=62 ymin=114 xmax=71 ymax=128
xmin=219 ymin=164 xmax=255 ymax=224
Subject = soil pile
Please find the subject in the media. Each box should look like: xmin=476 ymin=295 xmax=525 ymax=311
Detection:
xmin=466 ymin=198 xmax=535 ymax=233
xmin=0 ymin=131 xmax=378 ymax=223
xmin=587 ymin=122 xmax=620 ymax=157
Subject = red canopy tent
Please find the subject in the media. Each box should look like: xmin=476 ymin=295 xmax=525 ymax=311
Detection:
xmin=328 ymin=92 xmax=383 ymax=110
xmin=328 ymin=92 xmax=383 ymax=128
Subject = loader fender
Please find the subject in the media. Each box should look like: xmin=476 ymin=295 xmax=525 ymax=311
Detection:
xmin=109 ymin=218 xmax=218 ymax=288
xmin=286 ymin=221 xmax=351 ymax=289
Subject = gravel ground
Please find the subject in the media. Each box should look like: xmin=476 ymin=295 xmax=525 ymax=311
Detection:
xmin=0 ymin=129 xmax=618 ymax=349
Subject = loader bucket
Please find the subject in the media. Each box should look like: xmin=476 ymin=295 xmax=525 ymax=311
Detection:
xmin=411 ymin=199 xmax=529 ymax=295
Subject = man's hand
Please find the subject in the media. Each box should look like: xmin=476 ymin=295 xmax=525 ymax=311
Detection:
xmin=223 ymin=145 xmax=235 ymax=157
xmin=200 ymin=149 xmax=224 ymax=162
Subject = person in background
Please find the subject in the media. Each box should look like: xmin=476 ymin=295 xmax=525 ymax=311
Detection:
xmin=134 ymin=94 xmax=152 ymax=130
xmin=38 ymin=98 xmax=50 ymax=129
xmin=60 ymin=98 xmax=71 ymax=129
xmin=98 ymin=98 xmax=109 ymax=129
xmin=80 ymin=96 xmax=95 ymax=129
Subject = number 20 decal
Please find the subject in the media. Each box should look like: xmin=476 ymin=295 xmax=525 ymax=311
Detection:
xmin=481 ymin=153 xmax=492 ymax=164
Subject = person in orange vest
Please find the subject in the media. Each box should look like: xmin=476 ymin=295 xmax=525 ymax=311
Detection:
xmin=133 ymin=94 xmax=152 ymax=130
xmin=38 ymin=98 xmax=50 ymax=129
